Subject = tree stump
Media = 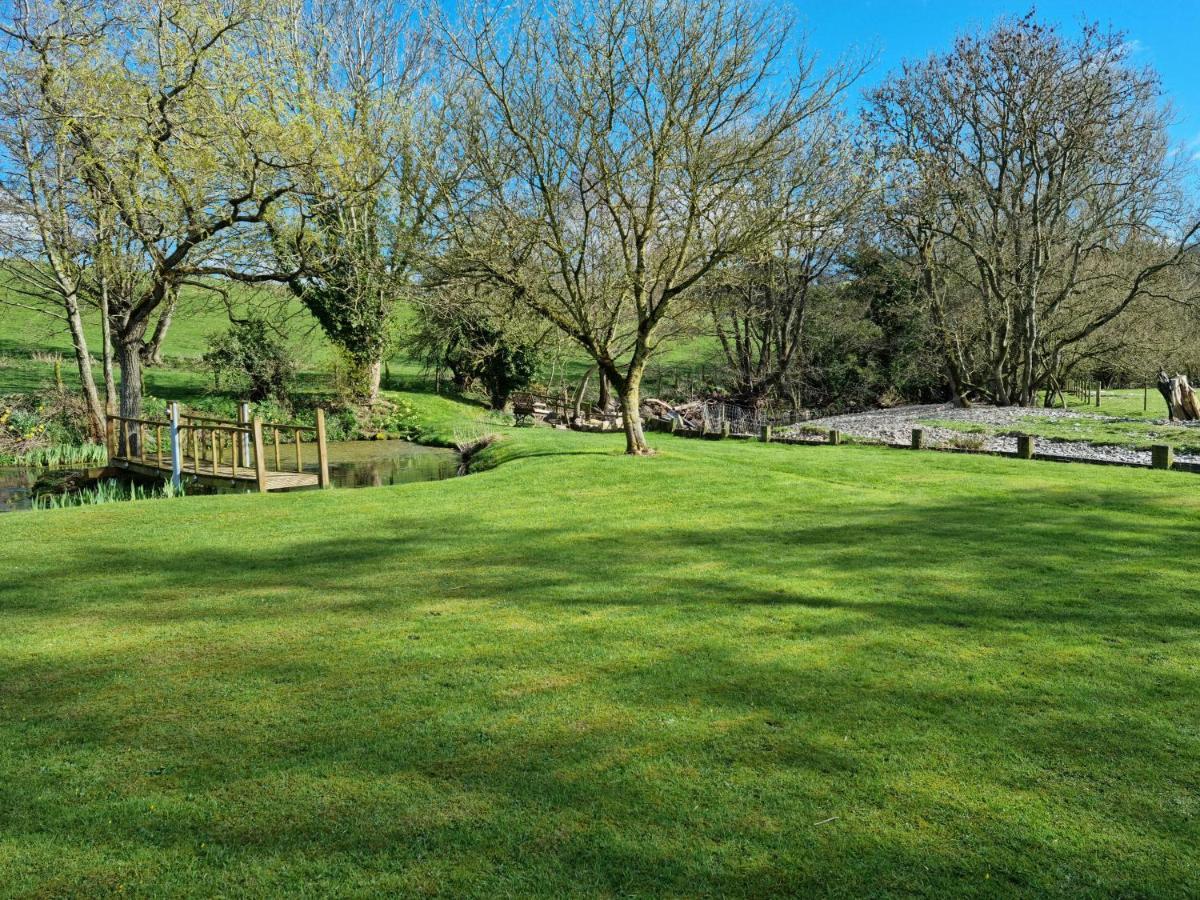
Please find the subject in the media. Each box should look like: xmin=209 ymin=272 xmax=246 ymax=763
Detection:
xmin=1157 ymin=371 xmax=1200 ymax=421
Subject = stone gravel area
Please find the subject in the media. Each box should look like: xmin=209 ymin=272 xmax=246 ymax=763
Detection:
xmin=779 ymin=403 xmax=1200 ymax=467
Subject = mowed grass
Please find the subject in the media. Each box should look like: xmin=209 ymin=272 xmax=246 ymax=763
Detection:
xmin=2 ymin=414 xmax=1199 ymax=896
xmin=1048 ymin=388 xmax=1173 ymax=421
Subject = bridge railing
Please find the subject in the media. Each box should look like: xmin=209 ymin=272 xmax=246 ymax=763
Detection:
xmin=107 ymin=403 xmax=330 ymax=492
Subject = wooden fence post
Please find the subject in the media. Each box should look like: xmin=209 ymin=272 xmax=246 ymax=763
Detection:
xmin=105 ymin=404 xmax=117 ymax=461
xmin=720 ymin=420 xmax=730 ymax=440
xmin=1151 ymin=444 xmax=1174 ymax=470
xmin=1016 ymin=434 xmax=1035 ymax=460
xmin=828 ymin=429 xmax=841 ymax=446
xmin=911 ymin=427 xmax=925 ymax=449
xmin=168 ymin=402 xmax=183 ymax=490
xmin=315 ymin=408 xmax=331 ymax=489
xmin=252 ymin=416 xmax=268 ymax=493
xmin=760 ymin=424 xmax=772 ymax=443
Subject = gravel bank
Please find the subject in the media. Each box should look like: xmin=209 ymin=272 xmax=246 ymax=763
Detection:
xmin=779 ymin=403 xmax=1200 ymax=467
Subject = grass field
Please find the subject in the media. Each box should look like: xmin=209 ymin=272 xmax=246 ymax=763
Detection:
xmin=0 ymin=287 xmax=722 ymax=407
xmin=0 ymin=286 xmax=336 ymax=401
xmin=2 ymin=393 xmax=1199 ymax=896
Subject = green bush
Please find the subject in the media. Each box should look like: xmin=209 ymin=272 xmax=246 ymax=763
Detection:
xmin=0 ymin=392 xmax=101 ymax=465
xmin=202 ymin=319 xmax=295 ymax=404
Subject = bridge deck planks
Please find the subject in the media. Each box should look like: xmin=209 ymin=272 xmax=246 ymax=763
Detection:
xmin=110 ymin=456 xmax=320 ymax=491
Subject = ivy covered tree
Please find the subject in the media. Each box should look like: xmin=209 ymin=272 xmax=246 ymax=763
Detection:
xmin=261 ymin=0 xmax=456 ymax=406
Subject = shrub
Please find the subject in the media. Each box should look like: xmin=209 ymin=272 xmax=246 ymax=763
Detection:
xmin=405 ymin=299 xmax=544 ymax=410
xmin=202 ymin=319 xmax=295 ymax=404
xmin=0 ymin=392 xmax=100 ymax=465
xmin=362 ymin=398 xmax=420 ymax=440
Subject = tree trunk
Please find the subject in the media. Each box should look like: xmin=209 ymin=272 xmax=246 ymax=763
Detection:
xmin=344 ymin=355 xmax=383 ymax=405
xmin=946 ymin=363 xmax=971 ymax=408
xmin=1155 ymin=371 xmax=1200 ymax=421
xmin=617 ymin=375 xmax=651 ymax=455
xmin=1178 ymin=376 xmax=1200 ymax=421
xmin=100 ymin=278 xmax=118 ymax=413
xmin=116 ymin=337 xmax=144 ymax=437
xmin=365 ymin=358 xmax=382 ymax=405
xmin=598 ymin=370 xmax=612 ymax=413
xmin=61 ymin=290 xmax=106 ymax=442
xmin=572 ymin=366 xmax=594 ymax=423
xmin=142 ymin=289 xmax=177 ymax=366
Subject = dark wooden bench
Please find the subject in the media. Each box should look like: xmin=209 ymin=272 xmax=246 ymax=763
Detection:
xmin=512 ymin=393 xmax=537 ymax=427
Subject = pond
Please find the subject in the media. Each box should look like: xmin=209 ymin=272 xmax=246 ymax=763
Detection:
xmin=0 ymin=440 xmax=459 ymax=512
xmin=296 ymin=439 xmax=460 ymax=490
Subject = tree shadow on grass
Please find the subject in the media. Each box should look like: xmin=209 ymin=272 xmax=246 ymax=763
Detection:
xmin=2 ymin=480 xmax=1198 ymax=895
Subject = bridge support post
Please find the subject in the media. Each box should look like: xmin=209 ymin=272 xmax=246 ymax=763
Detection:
xmin=315 ymin=408 xmax=331 ymax=489
xmin=252 ymin=417 xmax=268 ymax=493
xmin=168 ymin=402 xmax=183 ymax=491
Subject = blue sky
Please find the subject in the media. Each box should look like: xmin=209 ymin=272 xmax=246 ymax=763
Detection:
xmin=797 ymin=1 xmax=1200 ymax=154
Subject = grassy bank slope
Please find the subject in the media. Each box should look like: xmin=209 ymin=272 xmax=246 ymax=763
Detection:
xmin=2 ymin=427 xmax=1199 ymax=896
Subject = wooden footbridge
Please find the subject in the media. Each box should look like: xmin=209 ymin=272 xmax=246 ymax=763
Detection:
xmin=107 ymin=402 xmax=330 ymax=492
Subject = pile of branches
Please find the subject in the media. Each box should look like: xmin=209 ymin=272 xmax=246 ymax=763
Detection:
xmin=641 ymin=398 xmax=804 ymax=436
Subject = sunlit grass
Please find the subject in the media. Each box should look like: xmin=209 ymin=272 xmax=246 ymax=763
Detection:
xmin=2 ymin=397 xmax=1198 ymax=896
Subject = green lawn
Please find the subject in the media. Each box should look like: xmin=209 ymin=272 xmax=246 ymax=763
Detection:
xmin=1046 ymin=387 xmax=1171 ymax=421
xmin=2 ymin=401 xmax=1198 ymax=896
xmin=0 ymin=284 xmax=722 ymax=408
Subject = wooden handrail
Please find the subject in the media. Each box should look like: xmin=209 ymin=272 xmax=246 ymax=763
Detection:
xmin=180 ymin=412 xmax=239 ymax=424
xmin=107 ymin=402 xmax=331 ymax=492
xmin=177 ymin=422 xmax=250 ymax=436
xmin=259 ymin=419 xmax=317 ymax=433
xmin=109 ymin=414 xmax=171 ymax=427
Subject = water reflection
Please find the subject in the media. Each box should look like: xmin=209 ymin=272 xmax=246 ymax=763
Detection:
xmin=311 ymin=440 xmax=459 ymax=489
xmin=0 ymin=467 xmax=38 ymax=512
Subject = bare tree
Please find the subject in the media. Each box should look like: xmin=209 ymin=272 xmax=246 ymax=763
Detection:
xmin=444 ymin=0 xmax=858 ymax=454
xmin=870 ymin=14 xmax=1200 ymax=407
xmin=706 ymin=117 xmax=872 ymax=405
